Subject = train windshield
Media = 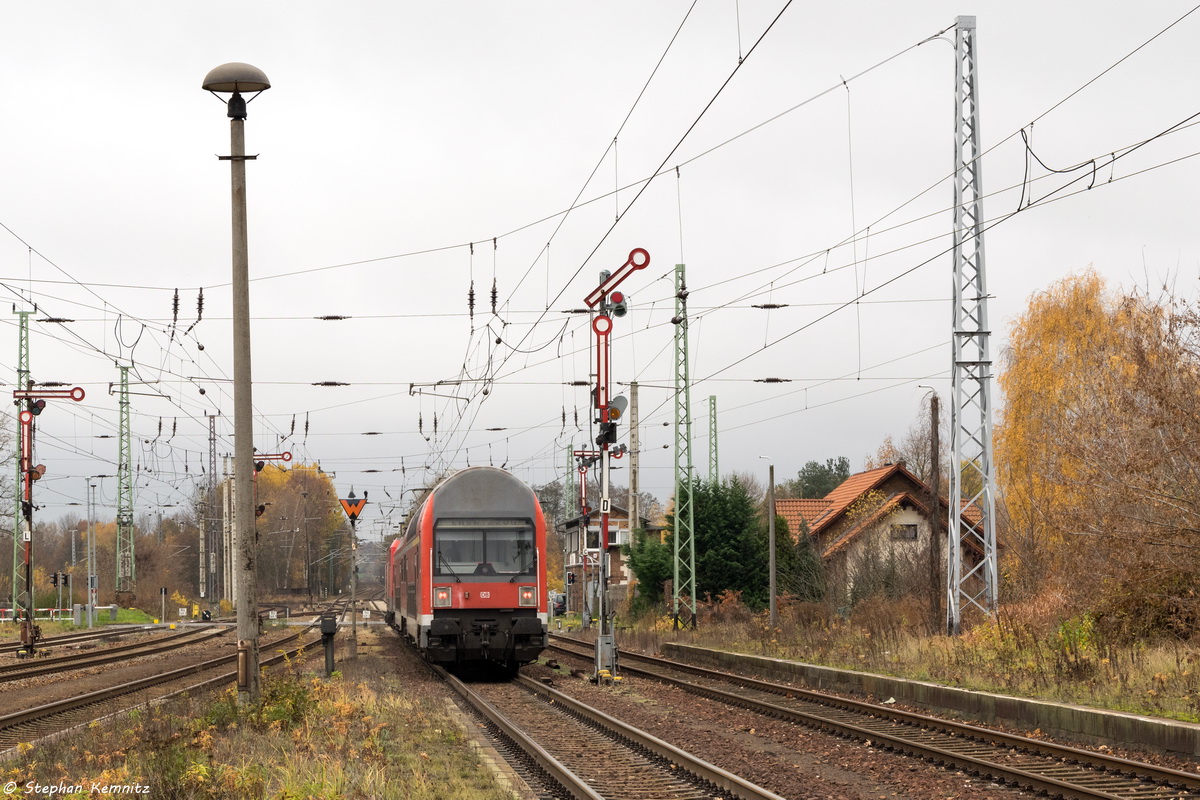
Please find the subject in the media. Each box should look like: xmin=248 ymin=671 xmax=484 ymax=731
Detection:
xmin=434 ymin=519 xmax=536 ymax=577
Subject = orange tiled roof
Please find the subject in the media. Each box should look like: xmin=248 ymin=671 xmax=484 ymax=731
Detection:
xmin=774 ymin=498 xmax=830 ymax=535
xmin=821 ymin=491 xmax=930 ymax=557
xmin=960 ymin=500 xmax=983 ymax=527
xmin=776 ymin=463 xmax=993 ymax=557
xmin=810 ymin=464 xmax=908 ymax=536
xmin=775 ymin=498 xmax=830 ymax=539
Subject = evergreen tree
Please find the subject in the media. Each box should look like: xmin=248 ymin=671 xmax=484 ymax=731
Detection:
xmin=623 ymin=529 xmax=672 ymax=614
xmin=693 ymin=476 xmax=765 ymax=606
xmin=780 ymin=457 xmax=850 ymax=499
xmin=630 ymin=476 xmax=818 ymax=613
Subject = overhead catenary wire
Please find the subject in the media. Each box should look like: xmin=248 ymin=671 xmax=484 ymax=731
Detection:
xmin=3 ymin=8 xmax=1199 ymax=509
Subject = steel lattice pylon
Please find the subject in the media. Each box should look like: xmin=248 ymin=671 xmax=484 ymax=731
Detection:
xmin=672 ymin=264 xmax=696 ymax=627
xmin=564 ymin=442 xmax=574 ymax=601
xmin=10 ymin=310 xmax=30 ymax=613
xmin=565 ymin=443 xmax=575 ymax=519
xmin=628 ymin=381 xmax=641 ymax=531
xmin=948 ymin=15 xmax=998 ymax=634
xmin=205 ymin=414 xmax=219 ymax=602
xmin=707 ymin=395 xmax=718 ymax=485
xmin=116 ymin=365 xmax=135 ymax=599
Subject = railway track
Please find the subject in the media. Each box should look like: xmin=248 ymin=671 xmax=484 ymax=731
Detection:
xmin=550 ymin=636 xmax=1200 ymax=800
xmin=0 ymin=626 xmax=226 ymax=683
xmin=0 ymin=624 xmax=324 ymax=753
xmin=439 ymin=664 xmax=786 ymax=800
xmin=0 ymin=626 xmax=148 ymax=656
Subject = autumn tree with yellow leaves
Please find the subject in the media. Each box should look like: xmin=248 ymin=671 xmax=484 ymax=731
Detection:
xmin=251 ymin=463 xmax=345 ymax=599
xmin=996 ymin=271 xmax=1200 ymax=638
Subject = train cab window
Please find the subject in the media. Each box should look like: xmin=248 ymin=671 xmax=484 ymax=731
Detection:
xmin=435 ymin=519 xmax=536 ymax=578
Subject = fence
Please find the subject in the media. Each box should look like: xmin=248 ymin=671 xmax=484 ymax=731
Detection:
xmin=0 ymin=607 xmax=78 ymax=621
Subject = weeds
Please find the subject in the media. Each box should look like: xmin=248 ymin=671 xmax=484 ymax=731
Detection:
xmin=8 ymin=632 xmax=513 ymax=799
xmin=619 ymin=591 xmax=1200 ymax=723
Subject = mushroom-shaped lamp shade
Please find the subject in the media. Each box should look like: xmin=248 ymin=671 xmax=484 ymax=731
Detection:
xmin=202 ymin=62 xmax=271 ymax=93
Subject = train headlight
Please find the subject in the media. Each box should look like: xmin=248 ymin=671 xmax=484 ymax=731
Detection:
xmin=518 ymin=586 xmax=536 ymax=607
xmin=433 ymin=586 xmax=452 ymax=608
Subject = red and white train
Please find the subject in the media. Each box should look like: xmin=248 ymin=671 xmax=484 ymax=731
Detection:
xmin=386 ymin=466 xmax=548 ymax=671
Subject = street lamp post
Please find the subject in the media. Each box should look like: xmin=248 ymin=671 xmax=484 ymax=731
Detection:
xmin=202 ymin=62 xmax=270 ymax=705
xmin=760 ymin=456 xmax=777 ymax=627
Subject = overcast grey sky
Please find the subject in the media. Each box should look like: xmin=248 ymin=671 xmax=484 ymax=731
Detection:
xmin=2 ymin=2 xmax=1199 ymax=533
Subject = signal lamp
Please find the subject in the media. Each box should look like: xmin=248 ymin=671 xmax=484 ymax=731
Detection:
xmin=609 ymin=291 xmax=629 ymax=318
xmin=30 ymin=399 xmax=46 ymax=416
xmin=596 ymin=422 xmax=616 ymax=446
xmin=608 ymin=395 xmax=628 ymax=421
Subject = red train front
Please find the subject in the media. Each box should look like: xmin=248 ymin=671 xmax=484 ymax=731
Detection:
xmin=386 ymin=466 xmax=548 ymax=671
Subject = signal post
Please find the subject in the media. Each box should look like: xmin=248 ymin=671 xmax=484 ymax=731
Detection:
xmin=339 ymin=490 xmax=367 ymax=655
xmin=581 ymin=248 xmax=648 ymax=682
xmin=12 ymin=385 xmax=85 ymax=655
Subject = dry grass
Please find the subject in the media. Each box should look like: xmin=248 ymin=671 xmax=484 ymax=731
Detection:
xmin=3 ymin=634 xmax=515 ymax=799
xmin=617 ymin=592 xmax=1200 ymax=723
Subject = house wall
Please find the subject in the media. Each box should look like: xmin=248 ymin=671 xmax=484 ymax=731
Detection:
xmin=827 ymin=505 xmax=943 ymax=606
xmin=563 ymin=512 xmax=634 ymax=616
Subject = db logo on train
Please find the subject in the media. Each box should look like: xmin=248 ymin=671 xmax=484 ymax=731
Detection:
xmin=480 ymin=592 xmax=491 ymax=599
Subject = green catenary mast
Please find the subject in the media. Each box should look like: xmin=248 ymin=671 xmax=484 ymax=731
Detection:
xmin=707 ymin=395 xmax=718 ymax=485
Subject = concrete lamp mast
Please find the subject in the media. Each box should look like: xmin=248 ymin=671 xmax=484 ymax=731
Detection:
xmin=202 ymin=61 xmax=270 ymax=704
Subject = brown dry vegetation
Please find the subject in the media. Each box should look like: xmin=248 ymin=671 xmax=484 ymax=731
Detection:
xmin=997 ymin=273 xmax=1200 ymax=639
xmin=1 ymin=630 xmax=514 ymax=800
xmin=616 ymin=590 xmax=1200 ymax=722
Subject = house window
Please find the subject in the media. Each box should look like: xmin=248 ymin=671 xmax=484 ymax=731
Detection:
xmin=890 ymin=524 xmax=918 ymax=541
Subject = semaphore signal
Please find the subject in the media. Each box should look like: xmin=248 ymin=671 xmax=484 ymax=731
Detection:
xmin=12 ymin=384 xmax=86 ymax=657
